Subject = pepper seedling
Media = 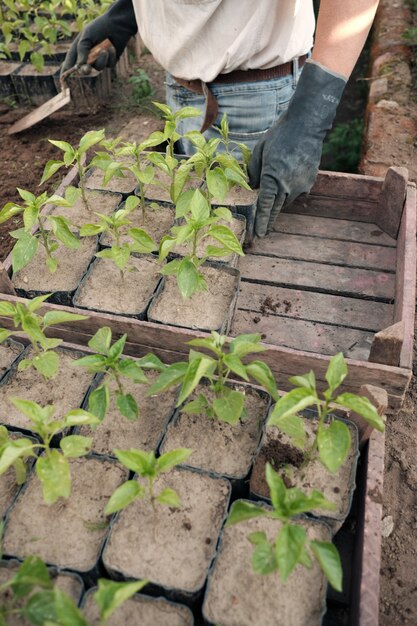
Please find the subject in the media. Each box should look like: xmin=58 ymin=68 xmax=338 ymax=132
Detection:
xmin=79 ymin=198 xmax=156 ymax=277
xmin=72 ymin=326 xmax=165 ymax=421
xmin=0 ymin=296 xmax=88 ymax=379
xmin=0 ymin=186 xmax=81 ymax=274
xmin=105 ymin=448 xmax=193 ymax=520
xmin=40 ymin=129 xmax=106 ymax=212
xmin=226 ymin=462 xmax=343 ymax=591
xmin=0 ymin=555 xmax=148 ymax=626
xmin=0 ymin=398 xmax=100 ymax=504
xmin=268 ymin=352 xmax=385 ymax=473
xmin=148 ymin=331 xmax=279 ymax=424
xmin=158 ymin=188 xmax=244 ymax=299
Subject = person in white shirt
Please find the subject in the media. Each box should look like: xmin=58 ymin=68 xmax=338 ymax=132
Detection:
xmin=62 ymin=0 xmax=379 ymax=237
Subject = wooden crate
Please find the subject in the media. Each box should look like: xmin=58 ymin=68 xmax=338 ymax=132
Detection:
xmin=0 ymin=167 xmax=415 ymax=411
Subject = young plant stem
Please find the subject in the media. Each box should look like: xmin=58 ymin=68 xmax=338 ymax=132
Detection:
xmin=76 ymin=158 xmax=89 ymax=212
xmin=37 ymin=215 xmax=53 ymax=263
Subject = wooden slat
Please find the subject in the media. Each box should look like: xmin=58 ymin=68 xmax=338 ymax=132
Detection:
xmin=248 ymin=232 xmax=396 ymax=271
xmin=369 ymin=321 xmax=404 ymax=367
xmin=235 ymin=283 xmax=393 ymax=332
xmin=394 ymin=183 xmax=417 ymax=369
xmin=283 ymin=196 xmax=377 ymax=222
xmin=0 ymin=263 xmax=15 ymax=296
xmin=231 ymin=309 xmax=373 ymax=360
xmin=308 ymin=170 xmax=383 ymax=201
xmin=238 ymin=256 xmax=396 ymax=300
xmin=271 ymin=214 xmax=396 ymax=247
xmin=375 ymin=166 xmax=408 ymax=238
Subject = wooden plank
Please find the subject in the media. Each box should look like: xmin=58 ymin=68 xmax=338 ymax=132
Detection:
xmin=0 ymin=293 xmax=410 ymax=411
xmin=394 ymin=183 xmax=417 ymax=369
xmin=238 ymin=256 xmax=396 ymax=300
xmin=271 ymin=213 xmax=396 ymax=247
xmin=230 ymin=309 xmax=374 ymax=360
xmin=369 ymin=321 xmax=404 ymax=366
xmin=308 ymin=170 xmax=383 ymax=201
xmin=283 ymin=195 xmax=377 ymax=222
xmin=248 ymin=232 xmax=396 ymax=271
xmin=0 ymin=263 xmax=15 ymax=296
xmin=235 ymin=283 xmax=393 ymax=332
xmin=375 ymin=166 xmax=408 ymax=238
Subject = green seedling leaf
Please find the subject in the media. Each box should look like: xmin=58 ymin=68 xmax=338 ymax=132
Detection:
xmin=36 ymin=450 xmax=71 ymax=504
xmin=0 ymin=439 xmax=35 ymax=475
xmin=156 ymin=487 xmax=181 ymax=507
xmin=54 ymin=588 xmax=88 ymax=626
xmin=226 ymin=501 xmax=267 ymax=526
xmin=246 ymin=360 xmax=279 ymax=401
xmin=317 ymin=420 xmax=351 ymax=473
xmin=310 ymin=540 xmax=343 ymax=592
xmin=88 ymin=384 xmax=110 ymax=421
xmin=147 ymin=362 xmax=188 ymax=395
xmin=129 ymin=228 xmax=156 ymax=253
xmin=64 ymin=409 xmax=101 ymax=427
xmin=325 ymin=352 xmax=347 ymax=395
xmin=42 ymin=311 xmax=88 ymax=328
xmin=114 ymin=449 xmax=155 ymax=475
xmin=136 ymin=353 xmax=166 ymax=371
xmin=88 ymin=327 xmax=112 ymax=354
xmin=288 ymin=371 xmax=316 ymax=392
xmin=116 ymin=392 xmax=139 ymax=421
xmin=213 ymin=390 xmax=244 ymax=424
xmin=275 ymin=523 xmax=307 ymax=582
xmin=229 ymin=334 xmax=265 ymax=357
xmin=40 ymin=160 xmax=65 ymax=185
xmin=177 ymin=257 xmax=200 ymax=300
xmin=156 ymin=448 xmax=192 ymax=473
xmin=10 ymin=398 xmax=55 ymax=425
xmin=335 ymin=392 xmax=385 ymax=431
xmin=11 ymin=230 xmax=38 ymax=273
xmin=209 ymin=224 xmax=244 ymax=255
xmin=72 ymin=354 xmax=107 ymax=371
xmin=24 ymin=590 xmax=56 ymax=624
xmin=223 ymin=353 xmax=249 ymax=380
xmin=206 ymin=167 xmax=228 ymax=202
xmin=94 ymin=579 xmax=148 ymax=623
xmin=78 ymin=129 xmax=106 ymax=154
xmin=46 ymin=256 xmax=58 ymax=274
xmin=249 ymin=533 xmax=277 ymax=575
xmin=105 ymin=479 xmax=144 ymax=515
xmin=49 ymin=217 xmax=80 ymax=249
xmin=271 ymin=413 xmax=307 ymax=450
xmin=0 ymin=302 xmax=16 ymax=316
xmin=177 ymin=355 xmax=216 ymax=406
xmin=108 ymin=334 xmax=127 ymax=361
xmin=60 ymin=435 xmax=92 ymax=458
xmin=0 ymin=329 xmax=12 ymax=343
xmin=10 ymin=556 xmax=52 ymax=599
xmin=268 ymin=388 xmax=316 ymax=424
xmin=32 ymin=350 xmax=60 ymax=379
xmin=118 ymin=359 xmax=148 ymax=383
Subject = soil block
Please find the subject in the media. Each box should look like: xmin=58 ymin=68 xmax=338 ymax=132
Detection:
xmin=250 ymin=420 xmax=359 ymax=530
xmin=100 ymin=202 xmax=175 ymax=248
xmin=0 ymin=339 xmax=24 ymax=379
xmin=83 ymin=589 xmax=194 ymax=626
xmin=0 ymin=347 xmax=95 ymax=433
xmin=212 ymin=185 xmax=258 ymax=245
xmin=0 ymin=61 xmax=21 ymax=98
xmin=102 ymin=468 xmax=230 ymax=596
xmin=79 ymin=370 xmax=178 ymax=457
xmin=48 ymin=189 xmax=122 ymax=228
xmin=148 ymin=263 xmax=240 ymax=333
xmin=11 ymin=62 xmax=60 ymax=106
xmin=0 ymin=560 xmax=84 ymax=613
xmin=85 ymin=167 xmax=137 ymax=197
xmin=73 ymin=255 xmax=161 ymax=318
xmin=13 ymin=236 xmax=97 ymax=306
xmin=64 ymin=67 xmax=112 ymax=113
xmin=3 ymin=457 xmax=128 ymax=573
xmin=203 ymin=504 xmax=330 ymax=626
xmin=160 ymin=383 xmax=269 ymax=479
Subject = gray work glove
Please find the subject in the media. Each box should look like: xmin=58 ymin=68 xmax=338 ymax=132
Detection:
xmin=61 ymin=0 xmax=137 ymax=74
xmin=248 ymin=60 xmax=347 ymax=237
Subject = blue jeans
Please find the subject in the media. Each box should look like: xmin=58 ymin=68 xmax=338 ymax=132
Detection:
xmin=165 ymin=59 xmax=303 ymax=156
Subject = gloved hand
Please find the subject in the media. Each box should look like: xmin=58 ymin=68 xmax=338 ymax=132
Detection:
xmin=61 ymin=0 xmax=137 ymax=74
xmin=248 ymin=60 xmax=347 ymax=237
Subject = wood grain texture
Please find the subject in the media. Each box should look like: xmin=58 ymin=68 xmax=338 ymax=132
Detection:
xmin=235 ymin=282 xmax=393 ymax=332
xmin=307 ymin=170 xmax=383 ymax=201
xmin=394 ymin=183 xmax=417 ymax=369
xmin=283 ymin=195 xmax=377 ymax=222
xmin=376 ymin=166 xmax=408 ymax=238
xmin=369 ymin=321 xmax=404 ymax=366
xmin=0 ymin=263 xmax=15 ymax=296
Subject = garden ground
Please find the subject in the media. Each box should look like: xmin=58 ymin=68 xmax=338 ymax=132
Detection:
xmin=0 ymin=50 xmax=417 ymax=624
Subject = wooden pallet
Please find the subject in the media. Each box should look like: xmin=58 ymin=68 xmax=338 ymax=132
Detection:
xmin=0 ymin=167 xmax=415 ymax=412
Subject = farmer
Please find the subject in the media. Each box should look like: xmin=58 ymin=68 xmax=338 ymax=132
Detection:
xmin=62 ymin=0 xmax=379 ymax=237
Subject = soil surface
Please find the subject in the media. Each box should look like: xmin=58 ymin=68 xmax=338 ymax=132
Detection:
xmin=1 ymin=46 xmax=417 ymax=620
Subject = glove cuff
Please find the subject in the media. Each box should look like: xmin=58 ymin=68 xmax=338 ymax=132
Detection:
xmin=106 ymin=0 xmax=138 ymax=58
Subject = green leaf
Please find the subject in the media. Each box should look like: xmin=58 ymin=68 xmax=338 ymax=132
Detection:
xmin=206 ymin=168 xmax=228 ymax=202
xmin=12 ymin=231 xmax=39 ymax=273
xmin=64 ymin=409 xmax=101 ymax=427
xmin=105 ymin=480 xmax=144 ymax=514
xmin=223 ymin=354 xmax=248 ymax=380
xmin=32 ymin=351 xmax=59 ymax=380
xmin=60 ymin=435 xmax=92 ymax=458
xmin=10 ymin=398 xmax=55 ymax=424
xmin=72 ymin=354 xmax=107 ymax=372
xmin=94 ymin=579 xmax=148 ymax=623
xmin=177 ymin=355 xmax=216 ymax=406
xmin=53 ymin=588 xmax=88 ymax=626
xmin=49 ymin=217 xmax=80 ymax=249
xmin=177 ymin=257 xmax=201 ymax=300
xmin=213 ymin=390 xmax=245 ymax=424
xmin=42 ymin=311 xmax=88 ymax=328
xmin=268 ymin=388 xmax=316 ymax=425
xmin=0 ymin=302 xmax=16 ymax=316
xmin=79 ymin=223 xmax=104 ymax=237
xmin=317 ymin=420 xmax=351 ymax=473
xmin=118 ymin=359 xmax=148 ymax=383
xmin=0 ymin=201 xmax=23 ymax=224
xmin=249 ymin=534 xmax=277 ymax=575
xmin=24 ymin=590 xmax=56 ymax=625
xmin=246 ymin=360 xmax=279 ymax=401
xmin=229 ymin=334 xmax=264 ymax=357
xmin=116 ymin=392 xmax=138 ymax=421
xmin=114 ymin=449 xmax=155 ymax=476
xmin=129 ymin=228 xmax=156 ymax=253
xmin=156 ymin=448 xmax=192 ymax=473
xmin=156 ymin=487 xmax=181 ymax=507
xmin=335 ymin=393 xmax=385 ymax=432
xmin=78 ymin=129 xmax=105 ymax=155
xmin=136 ymin=353 xmax=166 ymax=371
xmin=147 ymin=362 xmax=188 ymax=396
xmin=310 ymin=540 xmax=343 ymax=592
xmin=288 ymin=371 xmax=316 ymax=392
xmin=272 ymin=413 xmax=307 ymax=450
xmin=0 ymin=329 xmax=12 ymax=343
xmin=0 ymin=440 xmax=35 ymax=475
xmin=265 ymin=463 xmax=287 ymax=515
xmin=226 ymin=500 xmax=267 ymax=526
xmin=36 ymin=451 xmax=71 ymax=504
xmin=88 ymin=327 xmax=112 ymax=354
xmin=40 ymin=160 xmax=65 ymax=185
xmin=325 ymin=352 xmax=347 ymax=395
xmin=208 ymin=224 xmax=244 ymax=255
xmin=46 ymin=256 xmax=58 ymax=274
xmin=189 ymin=188 xmax=210 ymax=222
xmin=11 ymin=556 xmax=52 ymax=599
xmin=108 ymin=334 xmax=127 ymax=361
xmin=275 ymin=524 xmax=307 ymax=582
xmin=88 ymin=384 xmax=109 ymax=421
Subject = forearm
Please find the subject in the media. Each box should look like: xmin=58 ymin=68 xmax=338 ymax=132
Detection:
xmin=311 ymin=0 xmax=379 ymax=78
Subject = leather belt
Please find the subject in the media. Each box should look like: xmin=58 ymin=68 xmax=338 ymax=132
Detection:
xmin=173 ymin=54 xmax=307 ymax=133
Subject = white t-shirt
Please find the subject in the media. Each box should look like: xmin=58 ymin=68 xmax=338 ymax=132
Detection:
xmin=132 ymin=0 xmax=315 ymax=82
